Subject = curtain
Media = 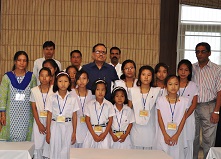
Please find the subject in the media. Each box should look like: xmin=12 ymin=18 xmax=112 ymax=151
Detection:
xmin=160 ymin=0 xmax=179 ymax=74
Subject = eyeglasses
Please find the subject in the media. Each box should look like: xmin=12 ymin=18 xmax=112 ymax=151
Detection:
xmin=195 ymin=50 xmax=208 ymax=54
xmin=124 ymin=67 xmax=135 ymax=71
xmin=94 ymin=50 xmax=107 ymax=55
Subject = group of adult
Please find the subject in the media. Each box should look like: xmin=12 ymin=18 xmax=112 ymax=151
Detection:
xmin=0 ymin=41 xmax=220 ymax=159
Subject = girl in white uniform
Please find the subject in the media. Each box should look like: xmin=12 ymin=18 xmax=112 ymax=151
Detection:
xmin=30 ymin=67 xmax=53 ymax=159
xmin=83 ymin=79 xmax=115 ymax=149
xmin=154 ymin=63 xmax=169 ymax=97
xmin=128 ymin=65 xmax=160 ymax=149
xmin=113 ymin=59 xmax=138 ymax=95
xmin=177 ymin=59 xmax=198 ymax=159
xmin=45 ymin=72 xmax=79 ymax=159
xmin=110 ymin=87 xmax=135 ymax=149
xmin=70 ymin=70 xmax=93 ymax=148
xmin=156 ymin=75 xmax=188 ymax=159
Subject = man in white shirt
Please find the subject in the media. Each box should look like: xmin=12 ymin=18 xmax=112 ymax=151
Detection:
xmin=109 ymin=46 xmax=122 ymax=79
xmin=192 ymin=42 xmax=221 ymax=159
xmin=33 ymin=41 xmax=62 ymax=85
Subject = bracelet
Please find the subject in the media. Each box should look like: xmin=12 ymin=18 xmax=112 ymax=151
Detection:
xmin=214 ymin=111 xmax=219 ymax=114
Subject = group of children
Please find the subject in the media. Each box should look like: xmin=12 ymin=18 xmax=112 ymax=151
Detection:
xmin=30 ymin=59 xmax=198 ymax=159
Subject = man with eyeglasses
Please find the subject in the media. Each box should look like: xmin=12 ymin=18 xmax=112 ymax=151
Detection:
xmin=82 ymin=43 xmax=119 ymax=100
xmin=109 ymin=46 xmax=122 ymax=79
xmin=192 ymin=42 xmax=221 ymax=159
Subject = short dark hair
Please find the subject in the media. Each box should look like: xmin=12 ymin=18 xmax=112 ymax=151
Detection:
xmin=111 ymin=87 xmax=128 ymax=105
xmin=177 ymin=59 xmax=192 ymax=81
xmin=12 ymin=51 xmax=29 ymax=71
xmin=53 ymin=71 xmax=72 ymax=92
xmin=66 ymin=65 xmax=79 ymax=73
xmin=120 ymin=59 xmax=136 ymax=80
xmin=110 ymin=47 xmax=121 ymax=54
xmin=137 ymin=65 xmax=155 ymax=87
xmin=42 ymin=59 xmax=60 ymax=76
xmin=154 ymin=62 xmax=169 ymax=74
xmin=164 ymin=75 xmax=180 ymax=86
xmin=43 ymin=41 xmax=55 ymax=49
xmin=70 ymin=50 xmax=82 ymax=57
xmin=39 ymin=67 xmax=52 ymax=76
xmin=75 ymin=69 xmax=89 ymax=82
xmin=92 ymin=43 xmax=107 ymax=52
xmin=91 ymin=79 xmax=107 ymax=95
xmin=195 ymin=42 xmax=211 ymax=52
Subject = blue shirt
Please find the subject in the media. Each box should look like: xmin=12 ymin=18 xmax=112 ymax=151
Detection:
xmin=82 ymin=62 xmax=119 ymax=100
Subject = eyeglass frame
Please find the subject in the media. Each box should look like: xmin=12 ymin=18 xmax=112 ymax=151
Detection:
xmin=94 ymin=50 xmax=107 ymax=55
xmin=195 ymin=50 xmax=208 ymax=54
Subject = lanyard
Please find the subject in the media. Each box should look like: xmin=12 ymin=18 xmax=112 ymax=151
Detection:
xmin=142 ymin=93 xmax=149 ymax=110
xmin=168 ymin=97 xmax=177 ymax=123
xmin=40 ymin=85 xmax=49 ymax=110
xmin=179 ymin=82 xmax=188 ymax=96
xmin=94 ymin=102 xmax=105 ymax=125
xmin=78 ymin=89 xmax=87 ymax=116
xmin=160 ymin=89 xmax=164 ymax=96
xmin=57 ymin=94 xmax=68 ymax=115
xmin=115 ymin=108 xmax=124 ymax=131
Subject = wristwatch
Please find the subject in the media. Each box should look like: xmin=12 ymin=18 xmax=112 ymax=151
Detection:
xmin=214 ymin=111 xmax=219 ymax=114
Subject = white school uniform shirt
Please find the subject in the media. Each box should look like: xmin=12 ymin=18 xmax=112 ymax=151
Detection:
xmin=30 ymin=85 xmax=53 ymax=151
xmin=109 ymin=62 xmax=122 ymax=79
xmin=113 ymin=79 xmax=138 ymax=95
xmin=156 ymin=96 xmax=189 ymax=159
xmin=70 ymin=89 xmax=93 ymax=145
xmin=159 ymin=88 xmax=167 ymax=97
xmin=128 ymin=87 xmax=160 ymax=125
xmin=84 ymin=98 xmax=115 ymax=125
xmin=45 ymin=91 xmax=79 ymax=119
xmin=179 ymin=81 xmax=198 ymax=141
xmin=33 ymin=57 xmax=62 ymax=85
xmin=30 ymin=85 xmax=54 ymax=114
xmin=128 ymin=86 xmax=160 ymax=148
xmin=83 ymin=98 xmax=115 ymax=149
xmin=111 ymin=104 xmax=135 ymax=149
xmin=112 ymin=104 xmax=135 ymax=132
xmin=44 ymin=91 xmax=79 ymax=159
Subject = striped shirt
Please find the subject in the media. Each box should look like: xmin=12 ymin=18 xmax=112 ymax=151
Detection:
xmin=192 ymin=60 xmax=221 ymax=103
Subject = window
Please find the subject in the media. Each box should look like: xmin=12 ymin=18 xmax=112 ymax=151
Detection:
xmin=177 ymin=5 xmax=221 ymax=65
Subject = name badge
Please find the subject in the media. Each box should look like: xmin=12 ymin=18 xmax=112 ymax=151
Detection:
xmin=167 ymin=122 xmax=177 ymax=130
xmin=39 ymin=111 xmax=47 ymax=118
xmin=94 ymin=125 xmax=103 ymax=133
xmin=15 ymin=93 xmax=25 ymax=101
xmin=57 ymin=115 xmax=65 ymax=122
xmin=139 ymin=110 xmax=149 ymax=117
xmin=115 ymin=131 xmax=124 ymax=138
xmin=80 ymin=116 xmax=86 ymax=123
